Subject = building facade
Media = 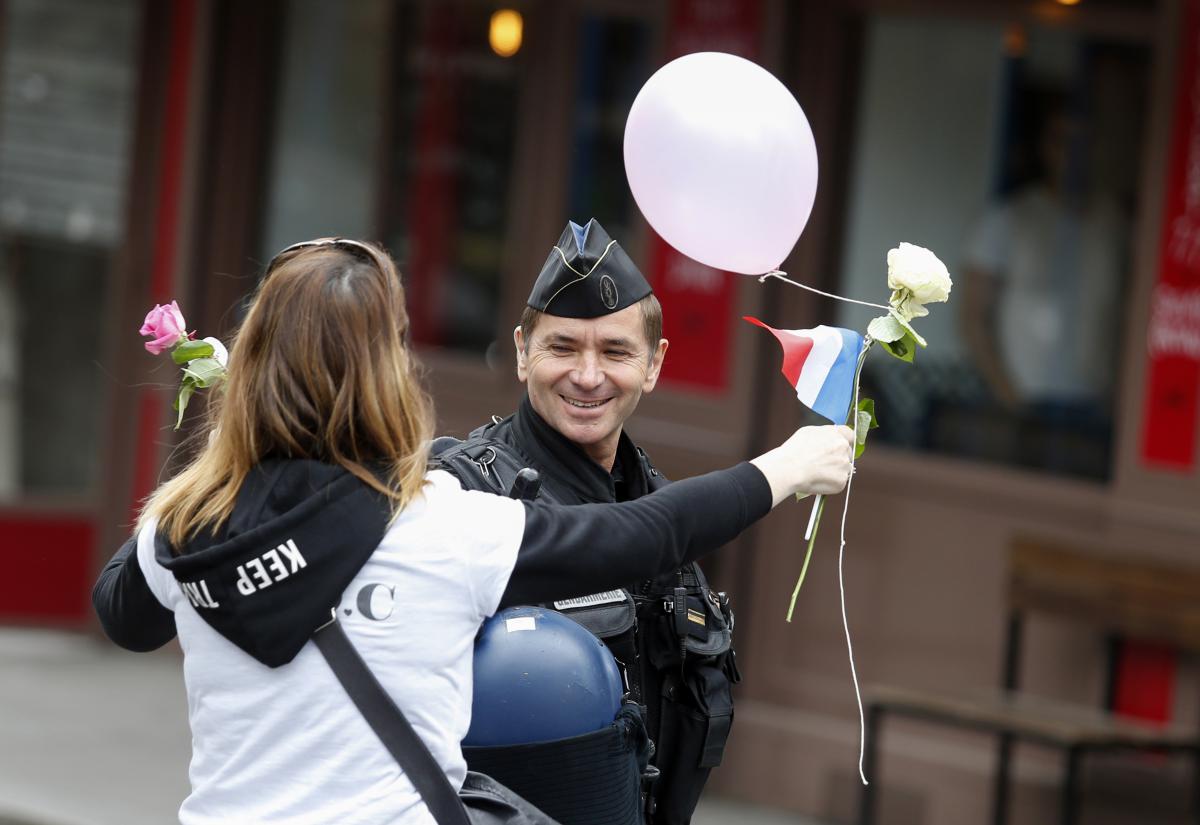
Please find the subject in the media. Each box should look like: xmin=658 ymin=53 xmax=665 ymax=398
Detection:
xmin=0 ymin=0 xmax=1196 ymax=822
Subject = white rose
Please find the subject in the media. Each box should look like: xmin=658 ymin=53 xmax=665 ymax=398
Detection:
xmin=201 ymin=336 xmax=229 ymax=368
xmin=887 ymin=242 xmax=952 ymax=305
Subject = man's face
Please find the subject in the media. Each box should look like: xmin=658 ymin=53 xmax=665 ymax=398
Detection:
xmin=515 ymin=305 xmax=668 ymax=464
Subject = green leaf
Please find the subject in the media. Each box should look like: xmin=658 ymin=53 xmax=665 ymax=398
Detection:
xmin=171 ymin=339 xmax=214 ymax=365
xmin=880 ymin=330 xmax=918 ymax=363
xmin=173 ymin=381 xmax=196 ymax=430
xmin=182 ymin=357 xmax=226 ymax=388
xmin=866 ymin=314 xmax=905 ymax=343
xmin=888 ymin=308 xmax=927 ymax=347
xmin=854 ymin=398 xmax=879 ymax=459
xmin=857 ymin=397 xmax=879 ymax=429
xmin=855 ymin=412 xmax=871 ymax=444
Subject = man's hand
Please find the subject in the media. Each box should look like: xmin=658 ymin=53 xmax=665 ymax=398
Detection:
xmin=751 ymin=425 xmax=856 ymax=507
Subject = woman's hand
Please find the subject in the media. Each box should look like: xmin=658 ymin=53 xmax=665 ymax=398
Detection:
xmin=750 ymin=425 xmax=856 ymax=507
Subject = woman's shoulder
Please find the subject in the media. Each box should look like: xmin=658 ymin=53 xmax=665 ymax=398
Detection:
xmin=424 ymin=467 xmax=510 ymax=498
xmin=396 ymin=469 xmax=525 ymax=531
xmin=375 ymin=471 xmax=525 ymax=591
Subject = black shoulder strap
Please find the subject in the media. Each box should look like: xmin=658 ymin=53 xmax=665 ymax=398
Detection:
xmin=433 ymin=433 xmax=531 ymax=498
xmin=313 ymin=619 xmax=471 ymax=825
xmin=635 ymin=446 xmax=670 ymax=493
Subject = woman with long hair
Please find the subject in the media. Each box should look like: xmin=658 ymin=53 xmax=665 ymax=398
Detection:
xmin=94 ymin=238 xmax=853 ymax=825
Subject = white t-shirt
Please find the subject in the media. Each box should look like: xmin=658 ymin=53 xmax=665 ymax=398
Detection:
xmin=964 ymin=186 xmax=1124 ymax=401
xmin=137 ymin=470 xmax=525 ymax=825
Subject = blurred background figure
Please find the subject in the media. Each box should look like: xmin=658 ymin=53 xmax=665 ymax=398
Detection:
xmin=838 ymin=23 xmax=1146 ymax=484
xmin=961 ymin=84 xmax=1127 ymax=476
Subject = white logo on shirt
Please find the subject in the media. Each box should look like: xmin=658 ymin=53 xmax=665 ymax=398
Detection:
xmin=235 ymin=539 xmax=307 ymax=596
xmin=180 ymin=579 xmax=220 ymax=609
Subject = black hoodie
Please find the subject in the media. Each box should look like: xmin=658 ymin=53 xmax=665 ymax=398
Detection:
xmin=94 ymin=458 xmax=770 ymax=666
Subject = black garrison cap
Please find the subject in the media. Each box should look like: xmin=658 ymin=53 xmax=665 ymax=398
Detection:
xmin=526 ymin=219 xmax=653 ymax=318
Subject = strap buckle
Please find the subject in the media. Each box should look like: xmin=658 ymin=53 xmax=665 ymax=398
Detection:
xmin=314 ymin=607 xmax=338 ymax=633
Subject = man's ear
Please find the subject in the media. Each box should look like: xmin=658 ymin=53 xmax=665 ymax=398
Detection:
xmin=514 ymin=325 xmax=528 ymax=383
xmin=642 ymin=338 xmax=669 ymax=393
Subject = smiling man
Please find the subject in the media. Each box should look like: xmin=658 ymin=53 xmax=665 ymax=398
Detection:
xmin=433 ymin=219 xmax=739 ymax=825
xmin=514 ymin=252 xmax=667 ymax=477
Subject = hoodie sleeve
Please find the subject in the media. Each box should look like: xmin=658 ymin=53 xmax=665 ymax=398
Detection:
xmin=500 ymin=461 xmax=770 ymax=608
xmin=92 ymin=528 xmax=177 ymax=652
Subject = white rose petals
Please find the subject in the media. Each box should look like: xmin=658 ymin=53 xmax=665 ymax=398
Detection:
xmin=886 ymin=242 xmax=953 ymax=306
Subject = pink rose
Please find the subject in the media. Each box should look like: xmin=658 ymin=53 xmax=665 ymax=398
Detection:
xmin=139 ymin=301 xmax=187 ymax=355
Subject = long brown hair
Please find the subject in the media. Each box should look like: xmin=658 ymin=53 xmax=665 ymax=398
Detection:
xmin=140 ymin=239 xmax=434 ymax=547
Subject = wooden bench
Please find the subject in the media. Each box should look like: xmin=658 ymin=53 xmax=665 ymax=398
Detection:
xmin=857 ymin=538 xmax=1200 ymax=825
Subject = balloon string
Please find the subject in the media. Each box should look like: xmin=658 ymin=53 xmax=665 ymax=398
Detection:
xmin=841 ymin=355 xmax=868 ymax=786
xmin=759 ymin=271 xmax=891 ymax=311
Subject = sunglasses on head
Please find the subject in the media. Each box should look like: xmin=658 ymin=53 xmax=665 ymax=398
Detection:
xmin=263 ymin=237 xmax=411 ymax=342
xmin=265 ymin=237 xmax=390 ymax=276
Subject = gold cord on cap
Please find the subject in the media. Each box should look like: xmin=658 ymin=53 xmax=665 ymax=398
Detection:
xmin=542 ymin=239 xmax=618 ymax=311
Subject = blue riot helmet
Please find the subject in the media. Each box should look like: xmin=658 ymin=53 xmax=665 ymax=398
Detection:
xmin=465 ymin=606 xmax=624 ymax=746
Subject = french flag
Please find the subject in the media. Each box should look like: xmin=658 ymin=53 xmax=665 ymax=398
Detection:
xmin=744 ymin=317 xmax=865 ymax=424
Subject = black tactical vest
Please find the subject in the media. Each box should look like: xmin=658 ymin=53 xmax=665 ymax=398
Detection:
xmin=433 ymin=415 xmax=740 ymax=825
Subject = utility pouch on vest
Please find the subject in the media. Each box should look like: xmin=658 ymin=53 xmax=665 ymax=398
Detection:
xmin=650 ymin=663 xmax=734 ymax=824
xmin=553 ymin=590 xmax=636 ymax=639
xmin=553 ymin=591 xmax=640 ymax=702
xmin=641 ymin=577 xmax=732 ymax=669
xmin=636 ymin=567 xmax=738 ymax=824
xmin=659 ymin=665 xmax=734 ymax=770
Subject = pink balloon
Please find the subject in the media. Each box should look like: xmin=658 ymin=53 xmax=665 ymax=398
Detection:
xmin=624 ymin=52 xmax=818 ymax=275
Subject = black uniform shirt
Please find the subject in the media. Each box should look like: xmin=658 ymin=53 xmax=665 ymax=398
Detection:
xmin=497 ymin=396 xmax=655 ymax=506
xmin=434 ymin=397 xmax=737 ymax=825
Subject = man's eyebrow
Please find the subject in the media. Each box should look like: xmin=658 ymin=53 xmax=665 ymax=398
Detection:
xmin=537 ymin=332 xmax=641 ymax=350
